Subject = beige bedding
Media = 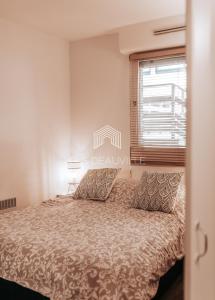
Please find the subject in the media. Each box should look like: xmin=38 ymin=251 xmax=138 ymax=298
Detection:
xmin=0 ymin=181 xmax=185 ymax=300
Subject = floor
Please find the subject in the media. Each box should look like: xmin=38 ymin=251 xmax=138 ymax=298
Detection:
xmin=158 ymin=274 xmax=183 ymax=300
xmin=0 ymin=273 xmax=183 ymax=300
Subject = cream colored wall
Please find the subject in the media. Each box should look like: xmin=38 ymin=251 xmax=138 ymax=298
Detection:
xmin=70 ymin=18 xmax=185 ymax=172
xmin=0 ymin=19 xmax=72 ymax=208
xmin=118 ymin=15 xmax=185 ymax=54
xmin=0 ymin=16 xmax=185 ymax=207
xmin=70 ymin=34 xmax=130 ymax=171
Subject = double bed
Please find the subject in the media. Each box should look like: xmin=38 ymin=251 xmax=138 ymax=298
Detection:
xmin=0 ymin=165 xmax=185 ymax=300
xmin=0 ymin=172 xmax=185 ymax=300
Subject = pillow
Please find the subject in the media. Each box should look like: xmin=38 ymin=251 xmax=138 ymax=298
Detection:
xmin=73 ymin=168 xmax=120 ymax=201
xmin=107 ymin=178 xmax=137 ymax=207
xmin=131 ymin=171 xmax=183 ymax=213
xmin=131 ymin=166 xmax=184 ymax=181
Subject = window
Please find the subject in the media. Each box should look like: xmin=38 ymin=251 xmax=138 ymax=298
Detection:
xmin=130 ymin=47 xmax=186 ymax=165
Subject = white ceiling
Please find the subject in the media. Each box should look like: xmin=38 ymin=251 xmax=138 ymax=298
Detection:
xmin=0 ymin=0 xmax=185 ymax=41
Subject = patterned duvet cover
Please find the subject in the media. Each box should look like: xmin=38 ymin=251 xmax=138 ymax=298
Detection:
xmin=0 ymin=179 xmax=185 ymax=300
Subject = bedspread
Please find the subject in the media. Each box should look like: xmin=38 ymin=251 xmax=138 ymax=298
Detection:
xmin=0 ymin=196 xmax=184 ymax=300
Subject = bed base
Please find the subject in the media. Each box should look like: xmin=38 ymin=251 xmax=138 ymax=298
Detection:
xmin=154 ymin=258 xmax=183 ymax=299
xmin=0 ymin=259 xmax=183 ymax=300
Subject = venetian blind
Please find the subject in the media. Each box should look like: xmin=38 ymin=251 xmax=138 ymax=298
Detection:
xmin=130 ymin=47 xmax=186 ymax=165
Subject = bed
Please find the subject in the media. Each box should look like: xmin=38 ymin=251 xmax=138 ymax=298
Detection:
xmin=0 ymin=175 xmax=185 ymax=300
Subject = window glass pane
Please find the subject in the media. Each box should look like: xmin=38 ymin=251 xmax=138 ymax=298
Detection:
xmin=139 ymin=56 xmax=187 ymax=148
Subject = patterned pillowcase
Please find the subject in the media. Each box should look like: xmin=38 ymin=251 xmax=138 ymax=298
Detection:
xmin=107 ymin=178 xmax=137 ymax=207
xmin=73 ymin=168 xmax=120 ymax=201
xmin=131 ymin=171 xmax=183 ymax=213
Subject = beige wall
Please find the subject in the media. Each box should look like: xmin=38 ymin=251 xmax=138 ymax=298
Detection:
xmin=70 ymin=34 xmax=130 ymax=171
xmin=118 ymin=15 xmax=185 ymax=54
xmin=70 ymin=18 xmax=185 ymax=172
xmin=0 ymin=16 xmax=185 ymax=207
xmin=0 ymin=19 xmax=72 ymax=208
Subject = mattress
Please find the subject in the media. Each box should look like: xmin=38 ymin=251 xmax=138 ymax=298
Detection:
xmin=0 ymin=189 xmax=185 ymax=300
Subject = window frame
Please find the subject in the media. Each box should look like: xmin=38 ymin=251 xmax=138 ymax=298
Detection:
xmin=130 ymin=46 xmax=186 ymax=166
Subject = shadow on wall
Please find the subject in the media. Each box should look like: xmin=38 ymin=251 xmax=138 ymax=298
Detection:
xmin=0 ymin=141 xmax=44 ymax=209
xmin=0 ymin=140 xmax=71 ymax=209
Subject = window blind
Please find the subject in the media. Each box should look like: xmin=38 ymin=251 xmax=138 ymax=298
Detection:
xmin=130 ymin=47 xmax=186 ymax=165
